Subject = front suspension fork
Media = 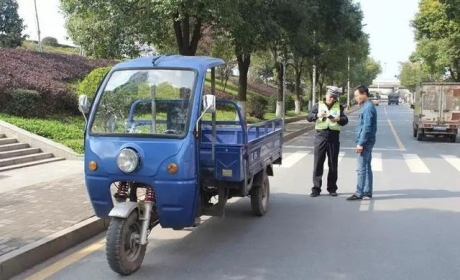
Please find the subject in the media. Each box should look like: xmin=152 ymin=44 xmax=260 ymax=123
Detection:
xmin=139 ymin=187 xmax=155 ymax=245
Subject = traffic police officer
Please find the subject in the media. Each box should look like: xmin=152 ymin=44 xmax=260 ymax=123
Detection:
xmin=307 ymin=86 xmax=349 ymax=197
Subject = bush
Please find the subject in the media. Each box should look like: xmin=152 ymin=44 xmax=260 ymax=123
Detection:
xmin=42 ymin=37 xmax=59 ymax=47
xmin=0 ymin=88 xmax=78 ymax=118
xmin=77 ymin=66 xmax=112 ymax=98
xmin=286 ymin=95 xmax=295 ymax=111
xmin=268 ymin=94 xmax=277 ymax=112
xmin=247 ymin=95 xmax=268 ymax=119
xmin=0 ymin=48 xmax=115 ymax=117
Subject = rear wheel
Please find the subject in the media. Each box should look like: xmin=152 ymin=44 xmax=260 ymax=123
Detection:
xmin=417 ymin=132 xmax=424 ymax=141
xmin=106 ymin=211 xmax=146 ymax=275
xmin=250 ymin=170 xmax=270 ymax=216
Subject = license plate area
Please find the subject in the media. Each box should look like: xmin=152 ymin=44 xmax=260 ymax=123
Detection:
xmin=433 ymin=126 xmax=447 ymax=131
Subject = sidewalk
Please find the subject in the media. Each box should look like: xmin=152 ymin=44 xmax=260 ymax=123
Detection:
xmin=0 ymin=112 xmax=360 ymax=279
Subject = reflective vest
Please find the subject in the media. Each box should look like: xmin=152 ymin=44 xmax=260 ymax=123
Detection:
xmin=315 ymin=102 xmax=341 ymax=131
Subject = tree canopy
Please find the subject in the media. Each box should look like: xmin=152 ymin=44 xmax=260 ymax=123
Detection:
xmin=0 ymin=0 xmax=25 ymax=48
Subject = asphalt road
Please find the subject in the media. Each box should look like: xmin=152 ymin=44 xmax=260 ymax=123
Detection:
xmin=18 ymin=103 xmax=460 ymax=280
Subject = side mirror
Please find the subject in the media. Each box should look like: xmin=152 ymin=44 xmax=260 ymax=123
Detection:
xmin=203 ymin=94 xmax=216 ymax=113
xmin=78 ymin=95 xmax=90 ymax=114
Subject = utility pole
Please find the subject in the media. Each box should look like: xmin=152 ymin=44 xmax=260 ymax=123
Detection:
xmin=311 ymin=30 xmax=316 ymax=109
xmin=282 ymin=59 xmax=286 ymax=125
xmin=34 ymin=0 xmax=42 ymax=52
xmin=347 ymin=56 xmax=350 ymax=110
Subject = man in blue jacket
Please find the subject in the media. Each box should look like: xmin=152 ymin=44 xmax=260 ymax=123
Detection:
xmin=347 ymin=85 xmax=378 ymax=201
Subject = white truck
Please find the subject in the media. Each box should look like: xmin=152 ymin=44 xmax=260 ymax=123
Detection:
xmin=412 ymin=83 xmax=460 ymax=142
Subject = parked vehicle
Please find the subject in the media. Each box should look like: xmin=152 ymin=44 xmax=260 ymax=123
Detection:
xmin=388 ymin=92 xmax=400 ymax=105
xmin=369 ymin=92 xmax=380 ymax=106
xmin=77 ymin=55 xmax=284 ymax=275
xmin=413 ymin=83 xmax=460 ymax=142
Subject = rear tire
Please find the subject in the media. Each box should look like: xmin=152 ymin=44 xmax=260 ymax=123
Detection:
xmin=106 ymin=211 xmax=146 ymax=275
xmin=417 ymin=132 xmax=424 ymax=141
xmin=250 ymin=170 xmax=270 ymax=216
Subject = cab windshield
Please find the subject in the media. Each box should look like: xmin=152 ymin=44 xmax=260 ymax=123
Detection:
xmin=89 ymin=69 xmax=196 ymax=137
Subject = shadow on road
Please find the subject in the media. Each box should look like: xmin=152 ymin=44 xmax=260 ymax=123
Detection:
xmin=75 ymin=192 xmax=460 ymax=280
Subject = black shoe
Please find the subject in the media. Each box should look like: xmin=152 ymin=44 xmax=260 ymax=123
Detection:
xmin=346 ymin=194 xmax=363 ymax=201
xmin=310 ymin=190 xmax=320 ymax=197
xmin=329 ymin=192 xmax=338 ymax=197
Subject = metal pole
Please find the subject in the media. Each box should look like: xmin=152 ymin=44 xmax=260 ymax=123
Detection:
xmin=34 ymin=0 xmax=42 ymax=52
xmin=347 ymin=56 xmax=350 ymax=110
xmin=283 ymin=60 xmax=286 ymax=124
xmin=312 ymin=30 xmax=316 ymax=108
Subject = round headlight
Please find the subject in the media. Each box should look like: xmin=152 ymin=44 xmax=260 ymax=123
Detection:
xmin=117 ymin=148 xmax=139 ymax=173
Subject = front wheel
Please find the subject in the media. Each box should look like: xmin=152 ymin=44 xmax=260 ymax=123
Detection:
xmin=250 ymin=171 xmax=270 ymax=216
xmin=106 ymin=211 xmax=147 ymax=275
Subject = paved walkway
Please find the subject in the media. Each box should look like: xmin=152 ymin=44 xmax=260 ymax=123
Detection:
xmin=0 ymin=118 xmax=315 ymax=257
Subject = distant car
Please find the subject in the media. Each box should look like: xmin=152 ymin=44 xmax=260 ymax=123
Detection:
xmin=369 ymin=93 xmax=380 ymax=106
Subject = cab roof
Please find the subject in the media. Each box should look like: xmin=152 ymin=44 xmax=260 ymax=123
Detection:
xmin=112 ymin=55 xmax=225 ymax=73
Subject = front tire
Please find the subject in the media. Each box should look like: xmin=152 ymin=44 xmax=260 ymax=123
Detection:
xmin=106 ymin=211 xmax=147 ymax=275
xmin=250 ymin=170 xmax=270 ymax=216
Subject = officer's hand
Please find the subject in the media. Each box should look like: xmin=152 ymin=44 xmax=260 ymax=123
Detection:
xmin=330 ymin=116 xmax=340 ymax=123
xmin=356 ymin=145 xmax=363 ymax=153
xmin=317 ymin=112 xmax=327 ymax=118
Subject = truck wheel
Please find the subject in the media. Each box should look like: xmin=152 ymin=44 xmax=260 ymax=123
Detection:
xmin=417 ymin=132 xmax=424 ymax=141
xmin=106 ymin=211 xmax=147 ymax=275
xmin=250 ymin=171 xmax=270 ymax=216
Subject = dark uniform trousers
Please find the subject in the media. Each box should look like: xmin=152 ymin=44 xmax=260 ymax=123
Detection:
xmin=312 ymin=129 xmax=340 ymax=193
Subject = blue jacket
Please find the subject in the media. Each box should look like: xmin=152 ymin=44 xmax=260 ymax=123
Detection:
xmin=356 ymin=100 xmax=377 ymax=146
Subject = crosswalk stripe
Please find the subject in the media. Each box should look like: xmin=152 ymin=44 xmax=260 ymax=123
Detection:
xmin=441 ymin=155 xmax=460 ymax=172
xmin=324 ymin=152 xmax=345 ymax=170
xmin=403 ymin=154 xmax=430 ymax=173
xmin=278 ymin=152 xmax=309 ymax=168
xmin=372 ymin=153 xmax=383 ymax=172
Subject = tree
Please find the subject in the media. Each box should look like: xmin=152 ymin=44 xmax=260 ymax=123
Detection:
xmin=0 ymin=0 xmax=25 ymax=48
xmin=60 ymin=0 xmax=233 ymax=58
xmin=399 ymin=61 xmax=431 ymax=92
xmin=217 ymin=0 xmax=280 ymax=118
xmin=411 ymin=0 xmax=460 ymax=81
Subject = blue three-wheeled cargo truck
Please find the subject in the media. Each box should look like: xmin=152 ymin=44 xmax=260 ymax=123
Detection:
xmin=78 ymin=55 xmax=284 ymax=275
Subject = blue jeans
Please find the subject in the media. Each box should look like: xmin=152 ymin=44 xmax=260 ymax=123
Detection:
xmin=356 ymin=144 xmax=374 ymax=196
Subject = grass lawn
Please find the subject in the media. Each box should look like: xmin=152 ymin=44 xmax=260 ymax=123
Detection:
xmin=0 ymin=109 xmax=303 ymax=154
xmin=19 ymin=41 xmax=80 ymax=55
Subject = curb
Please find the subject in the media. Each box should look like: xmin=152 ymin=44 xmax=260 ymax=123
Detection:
xmin=0 ymin=217 xmax=110 ymax=280
xmin=0 ymin=107 xmax=361 ymax=280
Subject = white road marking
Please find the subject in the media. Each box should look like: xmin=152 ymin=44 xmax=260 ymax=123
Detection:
xmin=284 ymin=145 xmax=404 ymax=151
xmin=441 ymin=155 xmax=460 ymax=172
xmin=372 ymin=153 xmax=383 ymax=172
xmin=277 ymin=152 xmax=310 ymax=168
xmin=403 ymin=154 xmax=430 ymax=173
xmin=359 ymin=200 xmax=371 ymax=211
xmin=324 ymin=152 xmax=345 ymax=170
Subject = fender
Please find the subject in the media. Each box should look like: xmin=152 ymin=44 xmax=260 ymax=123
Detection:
xmin=108 ymin=201 xmax=138 ymax=218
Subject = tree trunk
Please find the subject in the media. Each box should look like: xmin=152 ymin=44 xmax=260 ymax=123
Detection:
xmin=173 ymin=13 xmax=202 ymax=56
xmin=274 ymin=61 xmax=283 ymax=117
xmin=294 ymin=65 xmax=302 ymax=115
xmin=237 ymin=53 xmax=251 ymax=120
